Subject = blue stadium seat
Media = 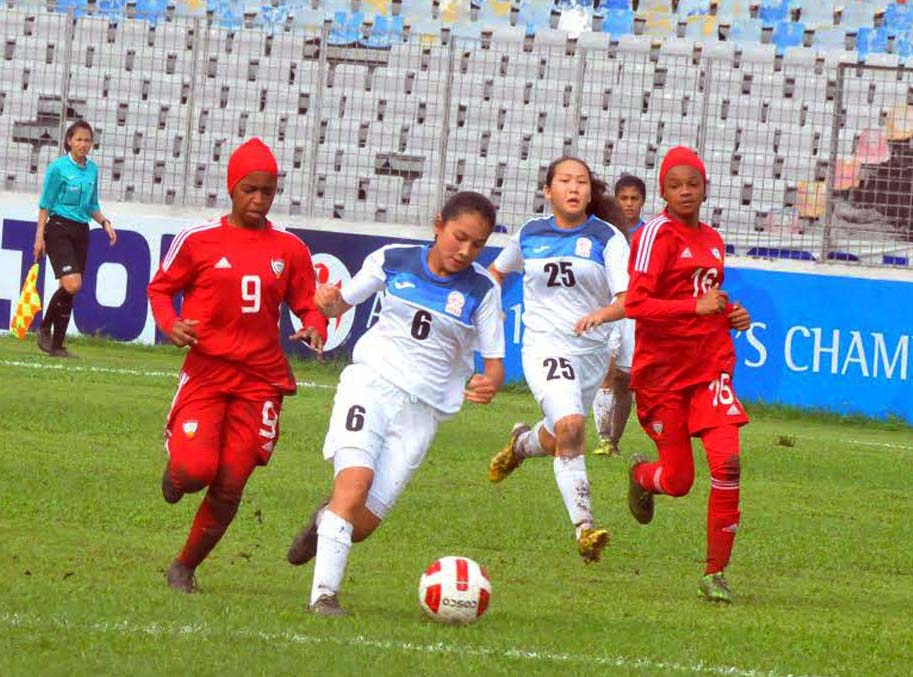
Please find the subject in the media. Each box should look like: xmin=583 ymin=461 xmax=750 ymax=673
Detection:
xmin=361 ymin=15 xmax=394 ymax=48
xmin=885 ymin=2 xmax=913 ymax=35
xmin=329 ymin=10 xmax=362 ymax=45
xmin=772 ymin=20 xmax=805 ymax=55
xmin=135 ymin=0 xmax=167 ymax=21
xmin=746 ymin=247 xmax=816 ymax=260
xmin=895 ymin=31 xmax=913 ymax=62
xmin=601 ymin=8 xmax=634 ymax=36
xmin=601 ymin=0 xmax=632 ymax=9
xmin=856 ymin=26 xmax=890 ymax=60
xmin=882 ymin=254 xmax=909 ymax=265
xmin=725 ymin=243 xmax=736 ymax=255
xmin=826 ymin=251 xmax=860 ymax=262
xmin=758 ymin=0 xmax=789 ymax=26
xmin=53 ymin=0 xmax=88 ymax=16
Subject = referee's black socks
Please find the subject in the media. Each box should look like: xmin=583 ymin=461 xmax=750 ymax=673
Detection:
xmin=41 ymin=288 xmax=74 ymax=349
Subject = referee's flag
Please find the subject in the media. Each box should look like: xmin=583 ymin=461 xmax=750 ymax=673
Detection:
xmin=9 ymin=263 xmax=42 ymax=339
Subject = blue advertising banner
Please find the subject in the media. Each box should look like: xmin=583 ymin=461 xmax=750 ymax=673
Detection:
xmin=1 ymin=216 xmax=910 ymax=422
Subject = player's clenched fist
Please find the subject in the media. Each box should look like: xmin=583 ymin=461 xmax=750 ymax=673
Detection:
xmin=170 ymin=318 xmax=199 ymax=346
xmin=727 ymin=302 xmax=751 ymax=331
xmin=695 ymin=287 xmax=728 ymax=316
xmin=315 ymin=284 xmax=345 ymax=317
xmin=464 ymin=374 xmax=498 ymax=404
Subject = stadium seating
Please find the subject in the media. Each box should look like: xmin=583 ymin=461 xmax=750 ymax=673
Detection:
xmin=0 ymin=2 xmax=911 ymax=265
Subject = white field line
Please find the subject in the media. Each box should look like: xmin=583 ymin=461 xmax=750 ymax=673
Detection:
xmin=0 ymin=612 xmax=829 ymax=677
xmin=3 ymin=359 xmax=909 ymax=450
xmin=844 ymin=439 xmax=913 ymax=451
xmin=0 ymin=359 xmax=333 ymax=390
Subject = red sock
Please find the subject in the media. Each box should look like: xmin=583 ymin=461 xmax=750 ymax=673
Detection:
xmin=177 ymin=489 xmax=240 ymax=569
xmin=176 ymin=458 xmax=254 ymax=569
xmin=703 ymin=426 xmax=741 ymax=574
xmin=634 ymin=460 xmax=663 ymax=493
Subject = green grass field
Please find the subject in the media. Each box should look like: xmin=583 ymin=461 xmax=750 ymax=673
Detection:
xmin=1 ymin=335 xmax=911 ymax=676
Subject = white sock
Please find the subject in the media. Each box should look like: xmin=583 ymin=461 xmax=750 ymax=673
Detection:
xmin=592 ymin=388 xmax=614 ymax=440
xmin=553 ymin=455 xmax=593 ymax=538
xmin=309 ymin=509 xmax=353 ymax=606
xmin=515 ymin=421 xmax=549 ymax=459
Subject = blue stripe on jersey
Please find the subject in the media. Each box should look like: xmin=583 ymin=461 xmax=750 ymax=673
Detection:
xmin=382 ymin=245 xmax=494 ymax=326
xmin=519 ymin=215 xmax=617 ymax=265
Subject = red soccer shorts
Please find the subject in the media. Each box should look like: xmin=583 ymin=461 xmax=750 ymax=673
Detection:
xmin=636 ymin=372 xmax=749 ymax=444
xmin=165 ymin=352 xmax=284 ymax=490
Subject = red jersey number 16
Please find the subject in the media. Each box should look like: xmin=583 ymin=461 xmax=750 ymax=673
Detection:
xmin=241 ymin=275 xmax=262 ymax=314
xmin=691 ymin=267 xmax=719 ymax=298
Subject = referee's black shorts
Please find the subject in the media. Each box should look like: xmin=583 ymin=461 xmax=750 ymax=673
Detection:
xmin=45 ymin=215 xmax=89 ymax=279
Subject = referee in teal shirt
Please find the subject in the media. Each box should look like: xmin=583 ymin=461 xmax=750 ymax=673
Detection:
xmin=33 ymin=120 xmax=116 ymax=357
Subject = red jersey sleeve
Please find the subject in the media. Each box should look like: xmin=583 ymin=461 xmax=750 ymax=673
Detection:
xmin=147 ymin=232 xmax=198 ymax=336
xmin=287 ymin=241 xmax=328 ymax=342
xmin=625 ymin=222 xmax=697 ymax=320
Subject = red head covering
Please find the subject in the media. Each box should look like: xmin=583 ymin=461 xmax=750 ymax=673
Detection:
xmin=659 ymin=145 xmax=707 ymax=189
xmin=226 ymin=138 xmax=278 ymax=195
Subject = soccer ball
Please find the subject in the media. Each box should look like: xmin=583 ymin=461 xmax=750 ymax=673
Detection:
xmin=418 ymin=556 xmax=491 ymax=625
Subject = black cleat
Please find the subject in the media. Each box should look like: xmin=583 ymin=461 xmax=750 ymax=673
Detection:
xmin=166 ymin=560 xmax=197 ymax=593
xmin=37 ymin=327 xmax=52 ymax=354
xmin=287 ymin=499 xmax=329 ymax=565
xmin=628 ymin=454 xmax=655 ymax=525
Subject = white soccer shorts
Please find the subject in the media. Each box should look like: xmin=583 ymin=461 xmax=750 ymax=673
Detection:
xmin=323 ymin=363 xmax=439 ymax=520
xmin=522 ymin=347 xmax=611 ymax=433
xmin=608 ymin=318 xmax=635 ymax=371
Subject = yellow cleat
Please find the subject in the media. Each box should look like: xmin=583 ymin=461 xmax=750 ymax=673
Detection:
xmin=488 ymin=423 xmax=530 ymax=483
xmin=577 ymin=527 xmax=610 ymax=564
xmin=591 ymin=437 xmax=613 ymax=456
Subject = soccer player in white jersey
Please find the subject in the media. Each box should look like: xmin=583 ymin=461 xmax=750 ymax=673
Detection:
xmin=487 ymin=157 xmax=631 ymax=564
xmin=592 ymin=174 xmax=647 ymax=457
xmin=286 ymin=192 xmax=506 ymax=616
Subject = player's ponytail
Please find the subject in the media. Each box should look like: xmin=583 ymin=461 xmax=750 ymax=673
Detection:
xmin=545 ymin=156 xmax=625 ymax=228
xmin=439 ymin=191 xmax=498 ymax=234
xmin=587 ymin=176 xmax=625 ymax=228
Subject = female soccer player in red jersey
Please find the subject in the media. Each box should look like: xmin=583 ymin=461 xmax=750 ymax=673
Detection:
xmin=147 ymin=138 xmax=327 ymax=592
xmin=624 ymin=146 xmax=751 ymax=603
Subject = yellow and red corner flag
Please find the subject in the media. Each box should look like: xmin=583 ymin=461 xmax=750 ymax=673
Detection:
xmin=9 ymin=263 xmax=42 ymax=339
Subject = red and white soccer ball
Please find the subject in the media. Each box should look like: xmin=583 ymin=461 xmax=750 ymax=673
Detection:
xmin=418 ymin=556 xmax=491 ymax=625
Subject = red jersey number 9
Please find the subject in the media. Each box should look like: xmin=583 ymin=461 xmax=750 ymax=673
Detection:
xmin=691 ymin=267 xmax=719 ymax=298
xmin=241 ymin=275 xmax=261 ymax=314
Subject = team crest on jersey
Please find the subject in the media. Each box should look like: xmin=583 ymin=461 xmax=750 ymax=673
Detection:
xmin=445 ymin=291 xmax=465 ymax=316
xmin=270 ymin=258 xmax=286 ymax=278
xmin=710 ymin=247 xmax=722 ymax=260
xmin=182 ymin=420 xmax=199 ymax=439
xmin=575 ymin=237 xmax=592 ymax=258
xmin=651 ymin=421 xmax=664 ymax=436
